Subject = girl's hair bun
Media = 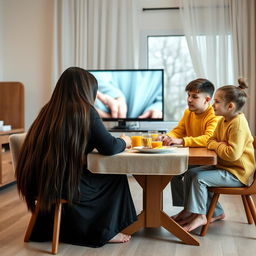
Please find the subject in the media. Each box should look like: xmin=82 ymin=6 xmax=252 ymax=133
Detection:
xmin=238 ymin=78 xmax=248 ymax=89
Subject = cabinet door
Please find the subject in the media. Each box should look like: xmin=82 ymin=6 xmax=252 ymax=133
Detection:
xmin=0 ymin=135 xmax=15 ymax=185
xmin=0 ymin=82 xmax=24 ymax=129
xmin=0 ymin=152 xmax=14 ymax=184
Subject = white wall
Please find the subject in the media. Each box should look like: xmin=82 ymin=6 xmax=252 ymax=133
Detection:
xmin=138 ymin=0 xmax=180 ymax=30
xmin=0 ymin=0 xmax=54 ymax=130
xmin=138 ymin=0 xmax=182 ymax=68
xmin=0 ymin=1 xmax=3 ymax=79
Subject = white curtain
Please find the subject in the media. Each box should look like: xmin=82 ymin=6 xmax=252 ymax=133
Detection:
xmin=179 ymin=0 xmax=234 ymax=86
xmin=229 ymin=0 xmax=256 ymax=134
xmin=180 ymin=0 xmax=256 ymax=134
xmin=53 ymin=0 xmax=138 ymax=83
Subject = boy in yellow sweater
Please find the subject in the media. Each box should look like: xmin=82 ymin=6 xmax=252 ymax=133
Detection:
xmin=176 ymin=79 xmax=255 ymax=232
xmin=162 ymin=78 xmax=217 ymax=147
xmin=161 ymin=78 xmax=218 ymax=207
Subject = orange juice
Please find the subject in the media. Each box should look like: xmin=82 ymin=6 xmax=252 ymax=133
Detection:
xmin=151 ymin=134 xmax=159 ymax=141
xmin=131 ymin=136 xmax=142 ymax=147
xmin=148 ymin=131 xmax=159 ymax=141
xmin=142 ymin=136 xmax=152 ymax=148
xmin=151 ymin=141 xmax=163 ymax=148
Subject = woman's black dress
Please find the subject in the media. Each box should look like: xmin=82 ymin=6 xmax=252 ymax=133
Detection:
xmin=29 ymin=108 xmax=137 ymax=247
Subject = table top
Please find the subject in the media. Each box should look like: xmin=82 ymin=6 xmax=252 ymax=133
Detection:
xmin=188 ymin=147 xmax=217 ymax=166
xmin=0 ymin=128 xmax=24 ymax=136
xmin=87 ymin=147 xmax=217 ymax=175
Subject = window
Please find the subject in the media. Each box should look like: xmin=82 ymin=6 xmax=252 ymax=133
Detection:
xmin=148 ymin=35 xmax=196 ymax=121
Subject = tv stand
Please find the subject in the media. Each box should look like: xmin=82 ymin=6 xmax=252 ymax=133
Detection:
xmin=110 ymin=120 xmax=140 ymax=132
xmin=108 ymin=120 xmax=168 ymax=133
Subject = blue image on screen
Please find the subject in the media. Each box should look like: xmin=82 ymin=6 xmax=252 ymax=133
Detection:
xmin=89 ymin=69 xmax=164 ymax=121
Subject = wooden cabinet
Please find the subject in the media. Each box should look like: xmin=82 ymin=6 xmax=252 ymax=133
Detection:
xmin=0 ymin=82 xmax=24 ymax=187
xmin=0 ymin=129 xmax=23 ymax=186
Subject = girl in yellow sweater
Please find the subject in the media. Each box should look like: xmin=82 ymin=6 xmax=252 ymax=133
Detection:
xmin=175 ymin=78 xmax=255 ymax=232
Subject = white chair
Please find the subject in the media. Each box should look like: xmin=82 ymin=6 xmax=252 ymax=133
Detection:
xmin=9 ymin=133 xmax=67 ymax=255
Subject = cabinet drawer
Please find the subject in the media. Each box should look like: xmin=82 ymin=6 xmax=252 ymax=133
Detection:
xmin=2 ymin=151 xmax=12 ymax=162
xmin=0 ymin=154 xmax=15 ymax=184
xmin=0 ymin=135 xmax=9 ymax=144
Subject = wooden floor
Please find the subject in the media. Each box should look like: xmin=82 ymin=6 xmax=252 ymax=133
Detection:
xmin=1 ymin=177 xmax=256 ymax=256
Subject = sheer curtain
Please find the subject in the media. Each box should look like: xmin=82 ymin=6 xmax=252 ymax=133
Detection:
xmin=179 ymin=0 xmax=233 ymax=86
xmin=53 ymin=0 xmax=138 ymax=83
xmin=229 ymin=0 xmax=256 ymax=134
xmin=180 ymin=0 xmax=256 ymax=133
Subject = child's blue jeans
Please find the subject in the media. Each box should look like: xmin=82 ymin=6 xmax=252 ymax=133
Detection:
xmin=183 ymin=165 xmax=244 ymax=216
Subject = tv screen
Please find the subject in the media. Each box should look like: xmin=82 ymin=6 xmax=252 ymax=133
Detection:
xmin=89 ymin=69 xmax=164 ymax=128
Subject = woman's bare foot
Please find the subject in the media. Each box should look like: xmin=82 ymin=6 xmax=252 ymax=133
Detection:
xmin=211 ymin=213 xmax=225 ymax=223
xmin=109 ymin=233 xmax=131 ymax=243
xmin=183 ymin=214 xmax=207 ymax=232
xmin=172 ymin=209 xmax=192 ymax=222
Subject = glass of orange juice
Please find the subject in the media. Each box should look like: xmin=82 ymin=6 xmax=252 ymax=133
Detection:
xmin=142 ymin=134 xmax=152 ymax=148
xmin=151 ymin=140 xmax=163 ymax=148
xmin=131 ymin=135 xmax=142 ymax=148
xmin=148 ymin=130 xmax=159 ymax=141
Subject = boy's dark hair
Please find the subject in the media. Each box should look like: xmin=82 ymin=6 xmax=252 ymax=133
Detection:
xmin=185 ymin=78 xmax=215 ymax=97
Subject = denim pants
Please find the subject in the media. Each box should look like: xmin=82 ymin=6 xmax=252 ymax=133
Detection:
xmin=171 ymin=165 xmax=200 ymax=206
xmin=183 ymin=165 xmax=244 ymax=216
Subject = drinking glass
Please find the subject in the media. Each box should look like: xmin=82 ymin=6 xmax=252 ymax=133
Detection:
xmin=151 ymin=140 xmax=163 ymax=148
xmin=131 ymin=135 xmax=142 ymax=148
xmin=142 ymin=134 xmax=152 ymax=148
xmin=148 ymin=130 xmax=159 ymax=141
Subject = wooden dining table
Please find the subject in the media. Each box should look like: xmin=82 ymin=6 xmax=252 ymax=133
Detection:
xmin=87 ymin=147 xmax=217 ymax=246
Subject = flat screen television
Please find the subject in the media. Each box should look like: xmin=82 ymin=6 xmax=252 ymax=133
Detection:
xmin=89 ymin=69 xmax=164 ymax=130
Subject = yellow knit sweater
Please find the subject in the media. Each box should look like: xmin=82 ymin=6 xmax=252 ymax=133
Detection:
xmin=167 ymin=105 xmax=218 ymax=147
xmin=207 ymin=113 xmax=255 ymax=185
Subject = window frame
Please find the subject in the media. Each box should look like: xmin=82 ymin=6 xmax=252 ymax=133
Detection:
xmin=140 ymin=30 xmax=198 ymax=121
xmin=139 ymin=29 xmax=185 ymax=68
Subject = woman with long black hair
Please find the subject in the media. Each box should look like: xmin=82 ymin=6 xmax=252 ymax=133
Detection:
xmin=16 ymin=67 xmax=137 ymax=247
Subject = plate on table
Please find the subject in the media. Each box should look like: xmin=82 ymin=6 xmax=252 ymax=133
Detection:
xmin=133 ymin=146 xmax=177 ymax=153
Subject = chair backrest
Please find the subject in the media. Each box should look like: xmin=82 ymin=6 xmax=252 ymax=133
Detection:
xmin=253 ymin=136 xmax=256 ymax=176
xmin=9 ymin=133 xmax=27 ymax=170
xmin=248 ymin=136 xmax=256 ymax=190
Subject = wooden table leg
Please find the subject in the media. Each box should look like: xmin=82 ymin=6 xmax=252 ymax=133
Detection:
xmin=122 ymin=211 xmax=145 ymax=235
xmin=122 ymin=175 xmax=146 ymax=235
xmin=161 ymin=211 xmax=199 ymax=245
xmin=123 ymin=174 xmax=200 ymax=246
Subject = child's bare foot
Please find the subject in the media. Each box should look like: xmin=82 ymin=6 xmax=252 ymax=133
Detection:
xmin=178 ymin=213 xmax=197 ymax=226
xmin=211 ymin=213 xmax=225 ymax=223
xmin=172 ymin=209 xmax=192 ymax=221
xmin=183 ymin=214 xmax=207 ymax=232
xmin=109 ymin=233 xmax=131 ymax=243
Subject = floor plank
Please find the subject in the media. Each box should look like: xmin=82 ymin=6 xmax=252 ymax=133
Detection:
xmin=0 ymin=177 xmax=256 ymax=256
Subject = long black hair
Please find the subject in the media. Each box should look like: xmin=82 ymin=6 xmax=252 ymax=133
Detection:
xmin=16 ymin=67 xmax=98 ymax=212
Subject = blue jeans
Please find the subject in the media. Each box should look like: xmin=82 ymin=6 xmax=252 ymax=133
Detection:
xmin=183 ymin=165 xmax=244 ymax=216
xmin=171 ymin=165 xmax=200 ymax=206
